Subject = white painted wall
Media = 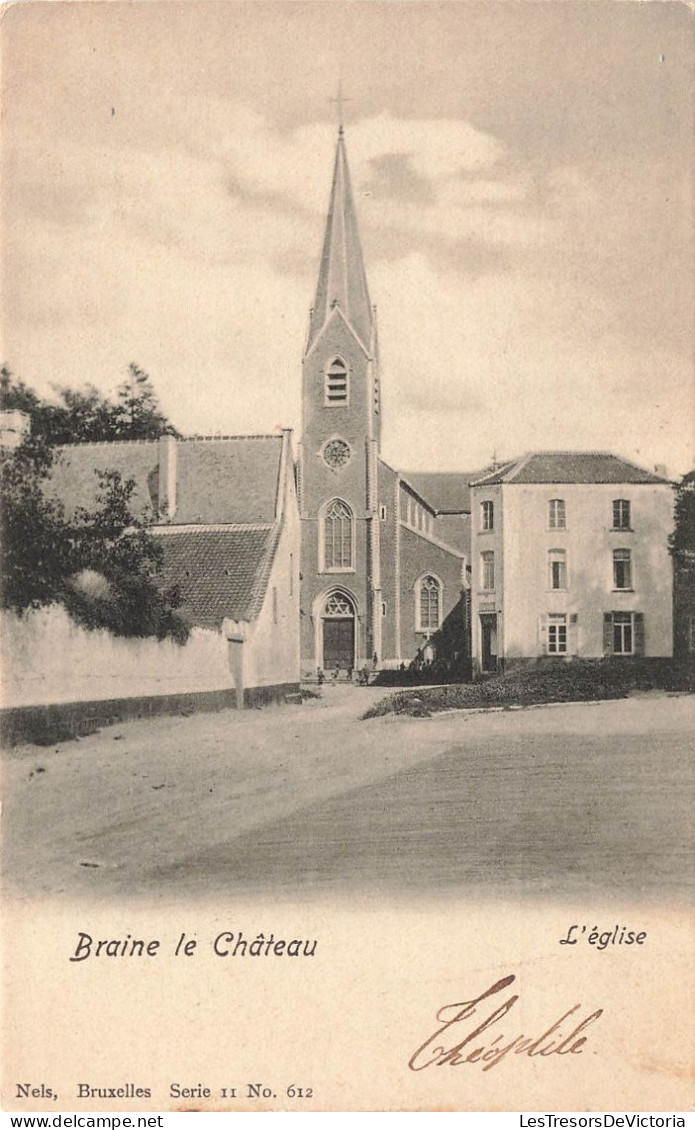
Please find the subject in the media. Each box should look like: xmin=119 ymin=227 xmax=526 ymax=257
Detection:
xmin=1 ymin=605 xmax=232 ymax=708
xmin=470 ymin=484 xmax=504 ymax=665
xmin=2 ymin=432 xmax=302 ymax=710
xmin=1 ymin=457 xmax=301 ymax=707
xmin=244 ymin=460 xmax=301 ymax=689
xmin=471 ymin=482 xmax=674 ymax=661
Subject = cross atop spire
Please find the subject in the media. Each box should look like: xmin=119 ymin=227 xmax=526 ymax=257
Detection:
xmin=328 ymin=78 xmax=352 ymax=133
xmin=305 ymin=126 xmax=373 ymax=355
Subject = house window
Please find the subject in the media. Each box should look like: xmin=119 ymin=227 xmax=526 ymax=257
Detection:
xmin=604 ymin=611 xmax=644 ymax=656
xmin=613 ymin=612 xmax=634 ymax=655
xmin=381 ymin=601 xmax=387 ymax=617
xmin=548 ymin=549 xmax=567 ymax=590
xmin=481 ymin=501 xmax=494 ymax=531
xmin=323 ymin=499 xmax=354 ymax=570
xmin=548 ymin=499 xmax=566 ymax=529
xmin=418 ymin=575 xmax=441 ymax=631
xmin=547 ymin=613 xmax=568 ymax=654
xmin=325 ymin=358 xmax=348 ymax=405
xmin=481 ymin=551 xmax=495 ymax=590
xmin=613 ymin=549 xmax=632 ymax=590
xmin=612 ymin=499 xmax=631 ymax=530
xmin=379 ymin=505 xmax=387 ymax=521
xmin=272 ymin=586 xmax=278 ymax=625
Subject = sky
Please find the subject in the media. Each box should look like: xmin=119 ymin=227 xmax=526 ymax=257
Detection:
xmin=2 ymin=0 xmax=693 ymax=475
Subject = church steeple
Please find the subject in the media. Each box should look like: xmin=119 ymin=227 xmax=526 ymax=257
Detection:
xmin=306 ymin=128 xmax=373 ymax=356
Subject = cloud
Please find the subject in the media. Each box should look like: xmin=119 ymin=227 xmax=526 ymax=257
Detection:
xmin=3 ymin=100 xmax=692 ymax=479
xmin=373 ymin=253 xmax=693 ymax=475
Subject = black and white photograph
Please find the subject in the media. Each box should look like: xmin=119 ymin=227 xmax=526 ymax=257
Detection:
xmin=1 ymin=0 xmax=693 ymax=1114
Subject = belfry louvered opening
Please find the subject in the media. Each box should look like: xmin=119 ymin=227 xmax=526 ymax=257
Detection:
xmin=325 ymin=358 xmax=348 ymax=405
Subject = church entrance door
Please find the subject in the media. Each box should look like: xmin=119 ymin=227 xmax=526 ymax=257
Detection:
xmin=321 ymin=592 xmax=356 ymax=671
xmin=323 ymin=618 xmax=355 ymax=670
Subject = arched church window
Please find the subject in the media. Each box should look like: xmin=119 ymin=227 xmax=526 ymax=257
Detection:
xmin=417 ymin=575 xmax=442 ymax=632
xmin=325 ymin=358 xmax=348 ymax=405
xmin=322 ymin=499 xmax=354 ymax=571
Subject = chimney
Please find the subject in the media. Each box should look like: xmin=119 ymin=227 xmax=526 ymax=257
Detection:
xmin=0 ymin=410 xmax=30 ymax=449
xmin=654 ymin=463 xmax=668 ymax=479
xmin=158 ymin=434 xmax=177 ymax=520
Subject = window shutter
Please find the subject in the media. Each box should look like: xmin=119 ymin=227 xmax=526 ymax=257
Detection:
xmin=568 ymin=615 xmax=579 ymax=656
xmin=603 ymin=613 xmax=614 ymax=656
xmin=634 ymin=612 xmax=645 ymax=656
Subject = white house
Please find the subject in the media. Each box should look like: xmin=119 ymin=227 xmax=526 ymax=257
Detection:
xmin=469 ymin=452 xmax=674 ymax=672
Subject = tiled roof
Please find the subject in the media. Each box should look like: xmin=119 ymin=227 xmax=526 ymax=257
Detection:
xmin=471 ymin=452 xmax=670 ymax=487
xmin=175 ymin=438 xmax=282 ymax=523
xmin=433 ymin=512 xmax=471 ymax=556
xmin=48 ymin=441 xmax=160 ymax=519
xmin=155 ymin=526 xmax=281 ymax=628
xmin=47 ymin=435 xmax=283 ymax=524
xmin=401 ymin=471 xmax=485 ymax=513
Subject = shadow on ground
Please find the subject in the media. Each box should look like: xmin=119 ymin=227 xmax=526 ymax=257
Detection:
xmin=144 ymin=727 xmax=692 ymax=903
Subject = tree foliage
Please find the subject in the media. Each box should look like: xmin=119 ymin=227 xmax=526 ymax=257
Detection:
xmin=0 ymin=364 xmax=178 ymax=444
xmin=116 ymin=363 xmax=174 ymax=440
xmin=0 ymin=427 xmax=188 ymax=643
xmin=64 ymin=469 xmax=188 ymax=642
xmin=0 ymin=436 xmax=75 ymax=612
xmin=669 ymin=471 xmax=695 ymax=559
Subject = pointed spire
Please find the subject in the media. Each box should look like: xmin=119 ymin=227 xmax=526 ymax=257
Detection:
xmin=306 ymin=128 xmax=373 ymax=355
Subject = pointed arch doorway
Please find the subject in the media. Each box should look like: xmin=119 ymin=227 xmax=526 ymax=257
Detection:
xmin=320 ymin=590 xmax=357 ymax=671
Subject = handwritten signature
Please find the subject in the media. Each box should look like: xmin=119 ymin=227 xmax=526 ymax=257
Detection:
xmin=408 ymin=975 xmax=602 ymax=1072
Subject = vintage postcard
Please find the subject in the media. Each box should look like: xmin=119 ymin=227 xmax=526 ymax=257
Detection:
xmin=1 ymin=0 xmax=693 ymax=1115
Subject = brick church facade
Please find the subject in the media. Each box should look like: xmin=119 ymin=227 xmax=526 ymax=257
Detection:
xmin=298 ymin=127 xmax=474 ymax=676
xmin=2 ymin=123 xmax=676 ymax=732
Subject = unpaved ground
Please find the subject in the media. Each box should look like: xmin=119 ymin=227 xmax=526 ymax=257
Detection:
xmin=2 ymin=686 xmax=693 ymax=904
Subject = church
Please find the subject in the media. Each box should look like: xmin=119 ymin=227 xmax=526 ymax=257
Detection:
xmin=0 ymin=122 xmax=475 ymax=739
xmin=295 ymin=123 xmax=675 ymax=678
xmin=297 ymin=125 xmax=474 ymax=677
xmin=3 ymin=119 xmax=674 ymax=740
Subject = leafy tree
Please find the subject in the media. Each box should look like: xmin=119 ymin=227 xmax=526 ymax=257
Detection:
xmin=0 ymin=366 xmax=42 ymax=416
xmin=0 ymin=364 xmax=178 ymax=444
xmin=65 ymin=469 xmax=188 ymax=642
xmin=0 ymin=436 xmax=188 ymax=643
xmin=115 ymin=363 xmax=176 ymax=440
xmin=43 ymin=385 xmax=123 ymax=445
xmin=0 ymin=436 xmax=75 ymax=611
xmin=669 ymin=470 xmax=695 ymax=559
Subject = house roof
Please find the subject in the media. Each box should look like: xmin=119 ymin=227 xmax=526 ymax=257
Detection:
xmin=48 ymin=435 xmax=284 ymax=524
xmin=401 ymin=471 xmax=485 ymax=513
xmin=433 ymin=512 xmax=471 ymax=556
xmin=47 ymin=440 xmax=160 ymax=518
xmin=471 ymin=452 xmax=670 ymax=487
xmin=155 ymin=525 xmax=282 ymax=628
xmin=174 ymin=437 xmax=283 ymax=523
xmin=45 ymin=433 xmax=290 ymax=628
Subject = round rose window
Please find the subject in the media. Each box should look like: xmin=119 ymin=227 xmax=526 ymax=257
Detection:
xmin=322 ymin=438 xmax=351 ymax=470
